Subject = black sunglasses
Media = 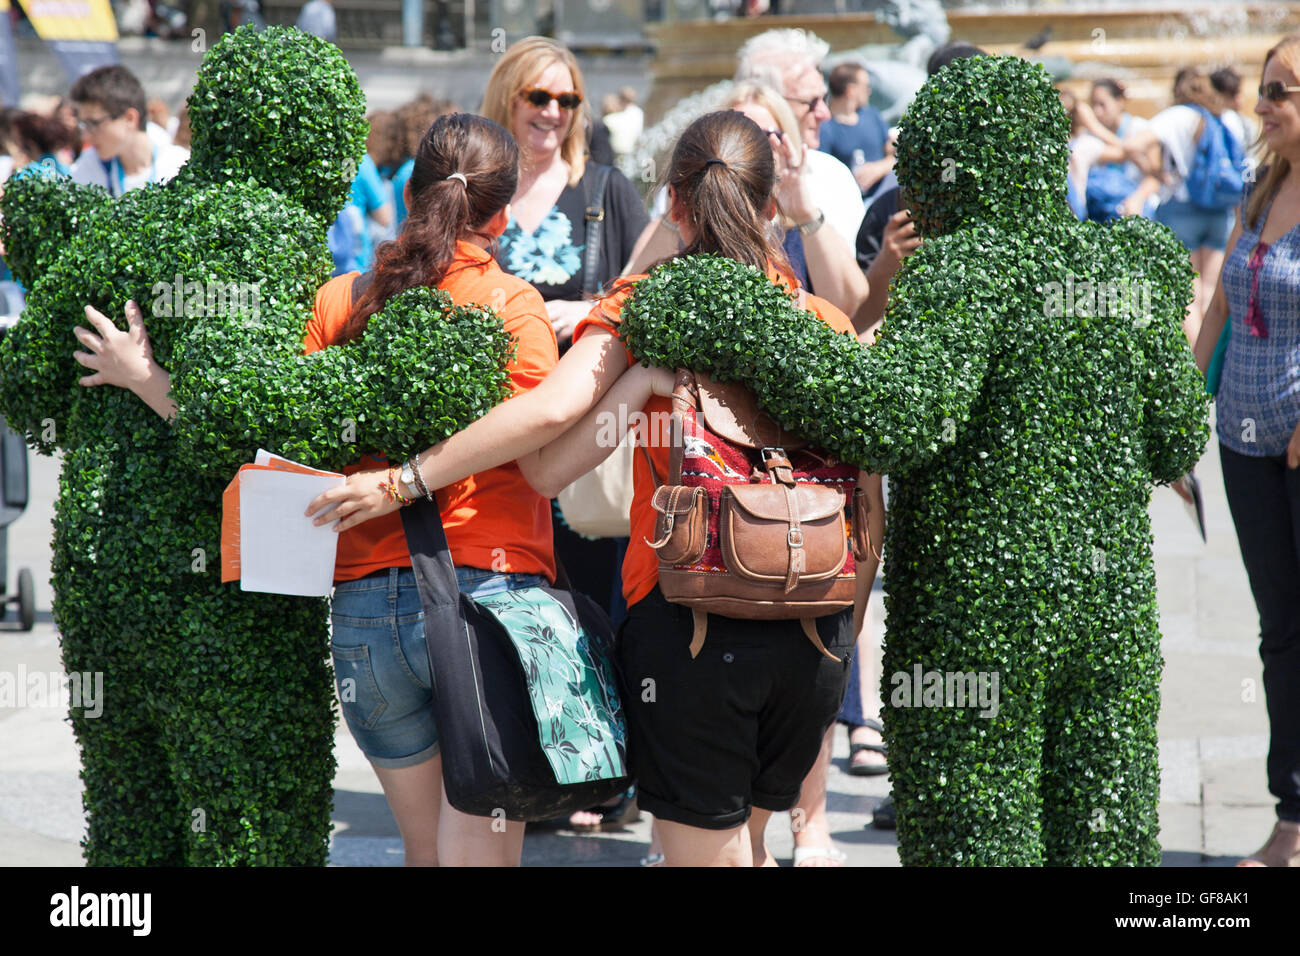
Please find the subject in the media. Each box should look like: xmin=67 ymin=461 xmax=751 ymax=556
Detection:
xmin=1259 ymin=81 xmax=1300 ymax=102
xmin=520 ymin=88 xmax=583 ymax=110
xmin=784 ymin=93 xmax=826 ymax=115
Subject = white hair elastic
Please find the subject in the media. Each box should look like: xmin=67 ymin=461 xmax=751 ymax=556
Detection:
xmin=446 ymin=173 xmax=468 ymax=186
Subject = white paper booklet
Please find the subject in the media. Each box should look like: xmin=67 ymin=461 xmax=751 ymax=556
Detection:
xmin=221 ymin=450 xmax=345 ymax=597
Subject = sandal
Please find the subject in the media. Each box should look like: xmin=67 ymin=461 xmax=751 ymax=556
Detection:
xmin=848 ymin=719 xmax=889 ymax=777
xmin=567 ymin=793 xmax=640 ymax=832
xmin=793 ymin=845 xmax=847 ymax=867
xmin=1236 ymin=820 xmax=1300 ymax=867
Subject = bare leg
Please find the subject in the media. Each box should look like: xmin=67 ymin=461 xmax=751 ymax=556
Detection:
xmin=658 ymin=818 xmax=752 ymax=866
xmin=437 ymin=783 xmax=526 ymax=866
xmin=642 ymin=817 xmax=665 ymax=866
xmin=372 ymin=756 xmax=443 ymax=866
xmin=748 ymin=808 xmax=777 ymax=867
xmin=1186 ymin=246 xmax=1224 ymax=346
xmin=1194 ymin=245 xmax=1225 ymax=344
xmin=790 ymin=727 xmax=842 ymax=866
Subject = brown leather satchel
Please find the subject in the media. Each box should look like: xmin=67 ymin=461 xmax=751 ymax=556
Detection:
xmin=642 ymin=370 xmax=875 ymax=660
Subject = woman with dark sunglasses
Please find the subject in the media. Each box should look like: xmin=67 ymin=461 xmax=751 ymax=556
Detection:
xmin=480 ymin=38 xmax=647 ymax=350
xmin=480 ymin=36 xmax=649 ymax=830
xmin=1194 ymin=34 xmax=1300 ymax=868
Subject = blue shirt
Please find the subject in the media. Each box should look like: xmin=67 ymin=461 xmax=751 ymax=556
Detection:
xmin=1217 ymin=178 xmax=1300 ymax=456
xmin=390 ymin=157 xmax=414 ymax=228
xmin=818 ymin=107 xmax=889 ymax=196
xmin=348 ymin=155 xmax=388 ymax=273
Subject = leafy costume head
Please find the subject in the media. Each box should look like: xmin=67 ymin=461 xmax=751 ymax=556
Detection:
xmin=895 ymin=53 xmax=1073 ymax=237
xmin=620 ymin=55 xmax=1210 ymax=865
xmin=0 ymin=26 xmax=511 ymax=865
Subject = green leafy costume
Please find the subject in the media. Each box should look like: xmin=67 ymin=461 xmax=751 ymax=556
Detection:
xmin=0 ymin=27 xmax=511 ymax=865
xmin=620 ymin=57 xmax=1210 ymax=864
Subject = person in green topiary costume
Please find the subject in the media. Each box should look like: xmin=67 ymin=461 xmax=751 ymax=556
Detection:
xmin=607 ymin=55 xmax=1210 ymax=864
xmin=869 ymin=55 xmax=1210 ymax=865
xmin=0 ymin=26 xmax=512 ymax=865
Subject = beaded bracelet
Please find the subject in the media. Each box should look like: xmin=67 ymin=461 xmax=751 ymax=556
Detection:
xmin=380 ymin=465 xmax=414 ymax=507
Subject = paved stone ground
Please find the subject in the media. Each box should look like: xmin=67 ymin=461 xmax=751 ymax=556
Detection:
xmin=0 ymin=413 xmax=1278 ymax=866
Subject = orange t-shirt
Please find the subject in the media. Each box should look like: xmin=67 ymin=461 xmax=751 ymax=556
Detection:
xmin=305 ymin=240 xmax=559 ymax=584
xmin=572 ymin=266 xmax=855 ymax=609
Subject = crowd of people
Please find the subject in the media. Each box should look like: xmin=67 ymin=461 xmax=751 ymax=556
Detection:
xmin=3 ymin=19 xmax=1298 ymax=868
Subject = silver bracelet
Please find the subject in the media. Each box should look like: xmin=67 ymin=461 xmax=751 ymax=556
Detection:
xmin=408 ymin=454 xmax=433 ymax=501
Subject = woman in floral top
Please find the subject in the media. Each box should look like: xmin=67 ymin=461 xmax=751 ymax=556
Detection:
xmin=480 ymin=38 xmax=647 ymax=349
xmin=480 ymin=37 xmax=649 ymax=829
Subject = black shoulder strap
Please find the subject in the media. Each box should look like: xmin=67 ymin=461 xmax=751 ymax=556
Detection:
xmin=350 ymin=270 xmax=376 ymax=302
xmin=581 ymin=164 xmax=614 ymax=295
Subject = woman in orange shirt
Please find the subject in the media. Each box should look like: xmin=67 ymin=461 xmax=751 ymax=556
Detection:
xmin=72 ymin=113 xmax=559 ymax=867
xmin=311 ymin=110 xmax=885 ymax=867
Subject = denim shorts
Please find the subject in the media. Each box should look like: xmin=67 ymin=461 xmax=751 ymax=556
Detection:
xmin=330 ymin=565 xmax=548 ymax=769
xmin=1155 ymin=199 xmax=1234 ymax=252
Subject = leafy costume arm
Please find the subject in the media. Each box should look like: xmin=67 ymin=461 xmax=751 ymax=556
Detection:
xmin=0 ymin=175 xmax=110 ymax=451
xmin=841 ymin=230 xmax=1001 ymax=474
xmin=167 ymin=287 xmax=515 ymax=479
xmin=1111 ymin=216 xmax=1211 ymax=483
xmin=619 ymin=245 xmax=997 ymax=474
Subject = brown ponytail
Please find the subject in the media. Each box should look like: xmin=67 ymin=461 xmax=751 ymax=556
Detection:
xmin=665 ymin=110 xmax=789 ymax=275
xmin=340 ymin=112 xmax=519 ymax=343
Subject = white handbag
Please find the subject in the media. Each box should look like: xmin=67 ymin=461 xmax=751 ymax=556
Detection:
xmin=556 ymin=432 xmax=635 ymax=538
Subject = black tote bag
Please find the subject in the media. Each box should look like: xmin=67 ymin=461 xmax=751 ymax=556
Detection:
xmin=400 ymin=496 xmax=632 ymax=821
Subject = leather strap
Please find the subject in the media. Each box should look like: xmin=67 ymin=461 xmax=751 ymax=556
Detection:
xmin=800 ymin=618 xmax=841 ymax=662
xmin=581 ymin=164 xmax=614 ymax=295
xmin=763 ymin=453 xmax=796 ymax=487
xmin=638 ymin=440 xmax=660 ymax=489
xmin=689 ymin=608 xmax=708 ymax=658
xmin=644 ymin=486 xmax=678 ymax=548
xmin=783 ymin=483 xmax=805 ymax=593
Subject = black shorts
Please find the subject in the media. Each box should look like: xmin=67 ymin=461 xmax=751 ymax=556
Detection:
xmin=618 ymin=586 xmax=854 ymax=830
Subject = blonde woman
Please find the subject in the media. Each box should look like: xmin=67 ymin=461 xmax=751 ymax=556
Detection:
xmin=481 ymin=37 xmax=648 ymax=346
xmin=482 ymin=36 xmax=649 ymax=829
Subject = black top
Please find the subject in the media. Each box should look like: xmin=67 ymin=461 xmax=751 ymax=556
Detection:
xmin=855 ymin=185 xmax=900 ymax=272
xmin=495 ymin=163 xmax=649 ymax=300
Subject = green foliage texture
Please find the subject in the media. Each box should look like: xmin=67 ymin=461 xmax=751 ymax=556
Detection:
xmin=620 ymin=56 xmax=1210 ymax=865
xmin=0 ymin=26 xmax=512 ymax=865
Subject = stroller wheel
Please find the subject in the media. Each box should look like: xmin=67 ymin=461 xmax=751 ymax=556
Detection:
xmin=17 ymin=568 xmax=34 ymax=631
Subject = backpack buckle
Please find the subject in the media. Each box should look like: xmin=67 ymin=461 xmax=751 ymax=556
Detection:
xmin=760 ymin=446 xmax=795 ymax=486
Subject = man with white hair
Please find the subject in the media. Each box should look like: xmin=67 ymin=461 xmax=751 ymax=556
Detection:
xmin=734 ymin=28 xmax=865 ymax=248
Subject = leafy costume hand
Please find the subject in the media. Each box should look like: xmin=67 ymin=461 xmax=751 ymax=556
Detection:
xmin=620 ymin=57 xmax=1210 ymax=865
xmin=0 ymin=27 xmax=511 ymax=865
